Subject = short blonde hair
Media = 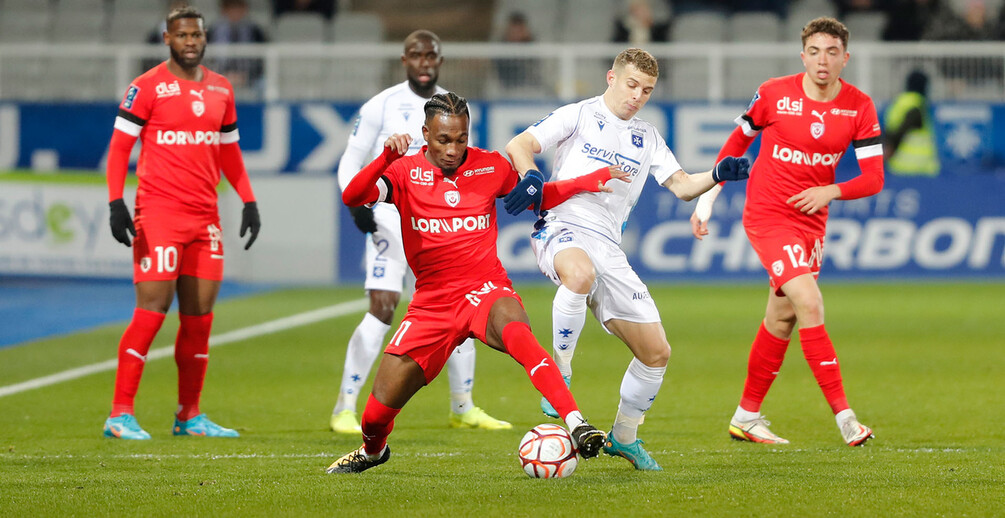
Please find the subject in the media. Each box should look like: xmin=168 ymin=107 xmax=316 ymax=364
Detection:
xmin=801 ymin=17 xmax=850 ymax=50
xmin=613 ymin=48 xmax=659 ymax=78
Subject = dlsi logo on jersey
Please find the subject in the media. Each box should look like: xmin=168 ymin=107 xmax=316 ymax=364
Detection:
xmin=155 ymin=81 xmax=181 ymax=98
xmin=776 ymin=96 xmax=803 ymax=116
xmin=409 ymin=167 xmax=434 ymax=186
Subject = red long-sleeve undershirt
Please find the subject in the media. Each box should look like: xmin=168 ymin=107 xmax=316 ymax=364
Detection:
xmin=105 ymin=130 xmax=256 ymax=203
xmin=716 ymin=125 xmax=884 ymax=200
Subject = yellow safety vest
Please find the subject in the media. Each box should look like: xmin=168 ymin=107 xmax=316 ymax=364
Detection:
xmin=884 ymin=92 xmax=940 ymax=176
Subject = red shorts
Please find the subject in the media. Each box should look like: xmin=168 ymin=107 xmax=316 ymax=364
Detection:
xmin=385 ymin=280 xmax=522 ymax=384
xmin=745 ymin=225 xmax=824 ymax=296
xmin=132 ymin=207 xmax=225 ymax=282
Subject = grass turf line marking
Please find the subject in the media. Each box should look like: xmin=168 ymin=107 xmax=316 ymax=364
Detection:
xmin=0 ymin=298 xmax=368 ymax=399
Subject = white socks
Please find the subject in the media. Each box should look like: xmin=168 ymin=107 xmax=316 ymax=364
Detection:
xmin=612 ymin=358 xmax=665 ymax=444
xmin=552 ymin=285 xmax=588 ymax=378
xmin=333 ymin=312 xmax=390 ymax=414
xmin=448 ymin=338 xmax=477 ymax=414
xmin=733 ymin=406 xmax=761 ymax=422
xmin=564 ymin=410 xmax=586 ymax=431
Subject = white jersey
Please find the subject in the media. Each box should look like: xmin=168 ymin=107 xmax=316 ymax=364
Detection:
xmin=527 ymin=96 xmax=681 ymax=244
xmin=337 ymin=81 xmax=448 ymax=192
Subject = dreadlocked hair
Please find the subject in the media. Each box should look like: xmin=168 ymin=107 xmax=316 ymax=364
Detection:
xmin=424 ymin=92 xmax=469 ymax=122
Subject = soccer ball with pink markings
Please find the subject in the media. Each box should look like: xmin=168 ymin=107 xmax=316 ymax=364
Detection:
xmin=518 ymin=423 xmax=578 ymax=478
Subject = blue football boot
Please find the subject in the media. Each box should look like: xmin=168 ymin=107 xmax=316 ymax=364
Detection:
xmin=172 ymin=414 xmax=240 ymax=437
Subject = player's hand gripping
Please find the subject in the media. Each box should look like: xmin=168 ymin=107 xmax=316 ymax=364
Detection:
xmin=711 ymin=156 xmax=751 ymax=182
xmin=108 ymin=198 xmax=136 ymax=247
xmin=384 ymin=133 xmax=412 ymax=159
xmin=503 ymin=169 xmax=545 ymax=216
xmin=241 ymin=201 xmax=261 ymax=250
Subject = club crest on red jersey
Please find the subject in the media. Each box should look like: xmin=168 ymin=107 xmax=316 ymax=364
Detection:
xmin=192 ymin=100 xmax=205 ymax=117
xmin=444 ymin=190 xmax=460 ymax=207
xmin=810 ymin=122 xmax=824 ymax=139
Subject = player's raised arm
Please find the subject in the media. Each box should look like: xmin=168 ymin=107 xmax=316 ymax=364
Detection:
xmin=342 ymin=133 xmax=411 ymax=207
xmin=501 ymin=131 xmax=547 ymax=214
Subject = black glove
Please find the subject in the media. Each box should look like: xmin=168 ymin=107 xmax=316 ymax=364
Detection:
xmin=108 ymin=198 xmax=135 ymax=247
xmin=348 ymin=205 xmax=378 ymax=234
xmin=711 ymin=156 xmax=751 ymax=183
xmin=503 ymin=169 xmax=545 ymax=216
xmin=241 ymin=201 xmax=261 ymax=250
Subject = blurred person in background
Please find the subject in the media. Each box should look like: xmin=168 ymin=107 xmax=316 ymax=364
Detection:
xmin=614 ymin=0 xmax=670 ymax=45
xmin=273 ymin=0 xmax=336 ymax=20
xmin=331 ymin=30 xmax=511 ymax=435
xmin=208 ymin=0 xmax=268 ymax=88
xmin=884 ymin=69 xmax=940 ymax=176
xmin=494 ymin=11 xmax=541 ymax=89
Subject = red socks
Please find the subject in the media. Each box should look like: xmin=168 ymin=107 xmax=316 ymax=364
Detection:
xmin=175 ymin=313 xmax=213 ymax=421
xmin=361 ymin=394 xmax=400 ymax=456
xmin=111 ymin=308 xmax=166 ymax=417
xmin=800 ymin=324 xmax=849 ymax=414
xmin=502 ymin=321 xmax=578 ymax=419
xmin=739 ymin=322 xmax=790 ymax=413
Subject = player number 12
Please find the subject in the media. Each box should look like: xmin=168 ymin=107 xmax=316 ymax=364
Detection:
xmin=782 ymin=244 xmax=809 ymax=268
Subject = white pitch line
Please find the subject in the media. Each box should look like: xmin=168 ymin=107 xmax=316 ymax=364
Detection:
xmin=0 ymin=297 xmax=369 ymax=399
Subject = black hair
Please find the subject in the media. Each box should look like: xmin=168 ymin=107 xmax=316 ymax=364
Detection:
xmin=423 ymin=92 xmax=469 ymax=122
xmin=906 ymin=70 xmax=929 ymax=96
xmin=167 ymin=5 xmax=204 ymax=27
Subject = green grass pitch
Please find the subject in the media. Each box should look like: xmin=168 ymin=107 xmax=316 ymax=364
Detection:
xmin=2 ymin=282 xmax=1003 ymax=516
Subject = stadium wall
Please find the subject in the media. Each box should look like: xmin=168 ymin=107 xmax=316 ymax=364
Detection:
xmin=1 ymin=101 xmax=1003 ymax=283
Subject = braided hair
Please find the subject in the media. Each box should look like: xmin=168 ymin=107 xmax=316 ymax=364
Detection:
xmin=424 ymin=92 xmax=469 ymax=123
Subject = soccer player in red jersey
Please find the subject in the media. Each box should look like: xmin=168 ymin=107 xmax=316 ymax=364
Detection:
xmin=327 ymin=92 xmax=628 ymax=473
xmin=102 ymin=6 xmax=260 ymax=440
xmin=691 ymin=17 xmax=882 ymax=447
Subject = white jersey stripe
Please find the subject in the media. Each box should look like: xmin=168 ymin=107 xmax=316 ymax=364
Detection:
xmin=114 ymin=116 xmax=142 ymax=137
xmin=220 ymin=128 xmax=240 ymax=144
xmin=854 ymin=144 xmax=883 ymax=160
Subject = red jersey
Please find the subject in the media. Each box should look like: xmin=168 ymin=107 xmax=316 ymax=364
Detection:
xmin=375 ymin=147 xmax=520 ymax=302
xmin=737 ymin=74 xmax=882 ymax=234
xmin=113 ymin=62 xmax=239 ymax=215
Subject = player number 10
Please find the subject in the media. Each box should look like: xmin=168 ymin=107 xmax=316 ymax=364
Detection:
xmin=782 ymin=244 xmax=809 ymax=268
xmin=154 ymin=245 xmax=179 ymax=273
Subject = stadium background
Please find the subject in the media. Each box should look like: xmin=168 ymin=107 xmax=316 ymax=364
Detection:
xmin=1 ymin=2 xmax=1004 ymax=515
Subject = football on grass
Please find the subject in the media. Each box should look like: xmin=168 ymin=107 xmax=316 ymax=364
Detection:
xmin=518 ymin=423 xmax=578 ymax=478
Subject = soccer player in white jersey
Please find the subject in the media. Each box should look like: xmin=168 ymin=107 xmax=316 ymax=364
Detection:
xmin=504 ymin=48 xmax=750 ymax=470
xmin=332 ymin=30 xmax=510 ymax=433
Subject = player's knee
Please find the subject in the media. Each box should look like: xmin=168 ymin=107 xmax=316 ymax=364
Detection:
xmin=559 ymin=268 xmax=595 ymax=294
xmin=636 ymin=343 xmax=670 ymax=367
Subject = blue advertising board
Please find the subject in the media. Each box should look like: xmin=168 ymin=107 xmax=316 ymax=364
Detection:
xmin=3 ymin=100 xmax=1003 ymax=283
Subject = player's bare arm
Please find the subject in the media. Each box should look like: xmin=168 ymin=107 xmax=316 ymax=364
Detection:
xmin=787 ymin=184 xmax=842 ymax=215
xmin=663 ymin=156 xmax=749 ymax=202
xmin=504 ymin=131 xmax=543 ymax=176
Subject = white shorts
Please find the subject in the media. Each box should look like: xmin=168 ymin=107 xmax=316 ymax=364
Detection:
xmin=531 ymin=221 xmax=661 ymax=328
xmin=363 ymin=203 xmax=409 ymax=293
